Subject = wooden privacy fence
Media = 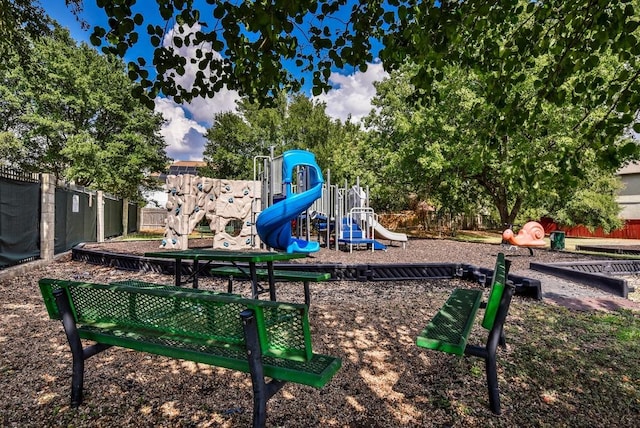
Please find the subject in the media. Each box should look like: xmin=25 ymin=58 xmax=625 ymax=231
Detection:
xmin=539 ymin=218 xmax=640 ymax=240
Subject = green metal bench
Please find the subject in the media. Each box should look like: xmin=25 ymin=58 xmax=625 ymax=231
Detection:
xmin=416 ymin=253 xmax=515 ymax=414
xmin=210 ymin=266 xmax=331 ymax=305
xmin=39 ymin=278 xmax=341 ymax=427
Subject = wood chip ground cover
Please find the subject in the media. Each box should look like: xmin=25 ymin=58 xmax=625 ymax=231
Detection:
xmin=0 ymin=239 xmax=638 ymax=427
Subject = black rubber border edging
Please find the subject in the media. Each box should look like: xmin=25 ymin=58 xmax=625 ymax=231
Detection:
xmin=71 ymin=246 xmax=543 ymax=300
xmin=530 ymin=261 xmax=629 ymax=298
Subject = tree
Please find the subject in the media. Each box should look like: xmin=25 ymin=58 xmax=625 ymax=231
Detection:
xmin=79 ymin=1 xmax=636 ymax=136
xmin=553 ymin=175 xmax=624 ymax=233
xmin=202 ymin=92 xmax=354 ymax=181
xmin=382 ymin=1 xmax=640 ymax=165
xmin=0 ymin=1 xmax=86 ymax=60
xmin=365 ymin=61 xmax=631 ymax=229
xmin=0 ymin=26 xmax=168 ymax=199
xmin=202 ymin=111 xmax=255 ymax=179
xmin=0 ymin=0 xmax=49 ymax=59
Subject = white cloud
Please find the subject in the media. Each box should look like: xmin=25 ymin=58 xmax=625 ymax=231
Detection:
xmin=162 ymin=23 xmax=240 ymax=126
xmin=154 ymin=24 xmax=388 ymax=160
xmin=153 ymin=23 xmax=242 ymax=161
xmin=314 ymin=61 xmax=389 ymax=123
xmin=154 ymin=98 xmax=208 ymax=161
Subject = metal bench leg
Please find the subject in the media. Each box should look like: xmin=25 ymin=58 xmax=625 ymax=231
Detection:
xmin=54 ymin=289 xmax=85 ymax=406
xmin=174 ymin=258 xmax=183 ymax=287
xmin=267 ymin=262 xmax=276 ymax=301
xmin=192 ymin=259 xmax=199 ymax=289
xmin=241 ymin=309 xmax=286 ymax=428
xmin=466 ymin=344 xmax=501 ymax=415
xmin=303 ymin=281 xmax=310 ymax=306
xmin=54 ymin=288 xmax=112 ymax=407
xmin=227 ymin=276 xmax=234 ymax=293
xmin=486 ymin=351 xmax=501 ymax=415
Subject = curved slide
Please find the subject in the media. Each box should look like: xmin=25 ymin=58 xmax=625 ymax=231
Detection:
xmin=256 ymin=150 xmax=324 ymax=253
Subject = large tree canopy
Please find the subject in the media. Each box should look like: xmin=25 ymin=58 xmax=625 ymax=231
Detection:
xmin=365 ymin=58 xmax=631 ymax=229
xmin=0 ymin=26 xmax=169 ymax=199
xmin=202 ymin=92 xmax=358 ymax=181
xmin=84 ymin=0 xmax=639 ymax=136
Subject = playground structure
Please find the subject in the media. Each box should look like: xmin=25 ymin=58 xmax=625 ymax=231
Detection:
xmin=254 ymin=150 xmax=324 ymax=253
xmin=501 ymin=221 xmax=546 ymax=255
xmin=313 ymin=179 xmax=407 ymax=252
xmin=338 ymin=208 xmax=388 ymax=253
xmin=160 ymin=148 xmax=408 ymax=253
xmin=162 ymin=175 xmax=260 ymax=250
xmin=255 ymin=151 xmax=407 ymax=252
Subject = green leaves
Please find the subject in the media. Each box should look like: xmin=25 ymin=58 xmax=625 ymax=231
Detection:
xmin=365 ymin=51 xmax=632 ymax=228
xmin=0 ymin=26 xmax=168 ymax=198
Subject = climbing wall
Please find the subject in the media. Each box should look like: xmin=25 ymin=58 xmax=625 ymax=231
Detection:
xmin=162 ymin=175 xmax=261 ymax=250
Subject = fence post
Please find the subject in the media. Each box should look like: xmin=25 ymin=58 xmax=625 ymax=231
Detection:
xmin=97 ymin=191 xmax=104 ymax=243
xmin=40 ymin=173 xmax=55 ymax=261
xmin=122 ymin=198 xmax=129 ymax=237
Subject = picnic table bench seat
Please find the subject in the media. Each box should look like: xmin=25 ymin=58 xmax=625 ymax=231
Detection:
xmin=39 ymin=278 xmax=341 ymax=427
xmin=209 ymin=266 xmax=331 ymax=305
xmin=416 ymin=253 xmax=515 ymax=414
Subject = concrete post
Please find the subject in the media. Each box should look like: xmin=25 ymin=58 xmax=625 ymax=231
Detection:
xmin=122 ymin=198 xmax=129 ymax=237
xmin=97 ymin=191 xmax=104 ymax=243
xmin=40 ymin=173 xmax=55 ymax=261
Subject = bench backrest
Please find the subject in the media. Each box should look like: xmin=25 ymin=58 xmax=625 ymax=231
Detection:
xmin=481 ymin=252 xmax=510 ymax=331
xmin=39 ymin=279 xmax=313 ymax=361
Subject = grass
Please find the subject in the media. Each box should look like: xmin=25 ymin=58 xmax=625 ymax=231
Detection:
xmin=501 ymin=302 xmax=640 ymax=426
xmin=116 ymin=231 xmax=165 ymax=240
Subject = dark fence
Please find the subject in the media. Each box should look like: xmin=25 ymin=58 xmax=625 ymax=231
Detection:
xmin=1 ymin=167 xmax=138 ymax=270
xmin=128 ymin=202 xmax=138 ymax=233
xmin=104 ymin=197 xmax=124 ymax=239
xmin=54 ymin=188 xmax=97 ymax=254
xmin=0 ymin=168 xmax=40 ymax=268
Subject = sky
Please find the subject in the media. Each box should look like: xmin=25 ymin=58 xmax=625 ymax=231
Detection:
xmin=43 ymin=1 xmax=389 ymax=161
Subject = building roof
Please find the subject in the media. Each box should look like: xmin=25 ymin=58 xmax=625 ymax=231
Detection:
xmin=152 ymin=160 xmax=207 ymax=181
xmin=171 ymin=161 xmax=207 ymax=168
xmin=618 ymin=162 xmax=640 ymax=175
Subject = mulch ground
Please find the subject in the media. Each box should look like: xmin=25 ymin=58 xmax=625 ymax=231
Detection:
xmin=1 ymin=238 xmax=638 ymax=427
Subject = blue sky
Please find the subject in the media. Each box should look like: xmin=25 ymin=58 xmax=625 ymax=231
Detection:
xmin=43 ymin=1 xmax=388 ymax=161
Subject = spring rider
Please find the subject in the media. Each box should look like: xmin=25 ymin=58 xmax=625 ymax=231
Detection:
xmin=502 ymin=221 xmax=546 ymax=255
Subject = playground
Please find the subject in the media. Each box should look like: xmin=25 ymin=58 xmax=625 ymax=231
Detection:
xmin=2 ymin=151 xmax=639 ymax=426
xmin=158 ymin=149 xmax=407 ymax=254
xmin=1 ymin=236 xmax=639 ymax=427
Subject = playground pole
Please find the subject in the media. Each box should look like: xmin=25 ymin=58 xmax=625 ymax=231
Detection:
xmin=269 ymin=146 xmax=275 ymax=208
xmin=326 ymin=169 xmax=331 ymax=249
xmin=253 ymin=154 xmax=270 ymax=248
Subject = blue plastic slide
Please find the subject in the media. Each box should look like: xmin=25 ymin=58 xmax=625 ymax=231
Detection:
xmin=256 ymin=150 xmax=324 ymax=253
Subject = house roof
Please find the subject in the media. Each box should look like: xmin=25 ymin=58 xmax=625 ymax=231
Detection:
xmin=618 ymin=162 xmax=640 ymax=175
xmin=151 ymin=160 xmax=207 ymax=180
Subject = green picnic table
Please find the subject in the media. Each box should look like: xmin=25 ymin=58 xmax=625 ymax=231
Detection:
xmin=144 ymin=249 xmax=308 ymax=301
